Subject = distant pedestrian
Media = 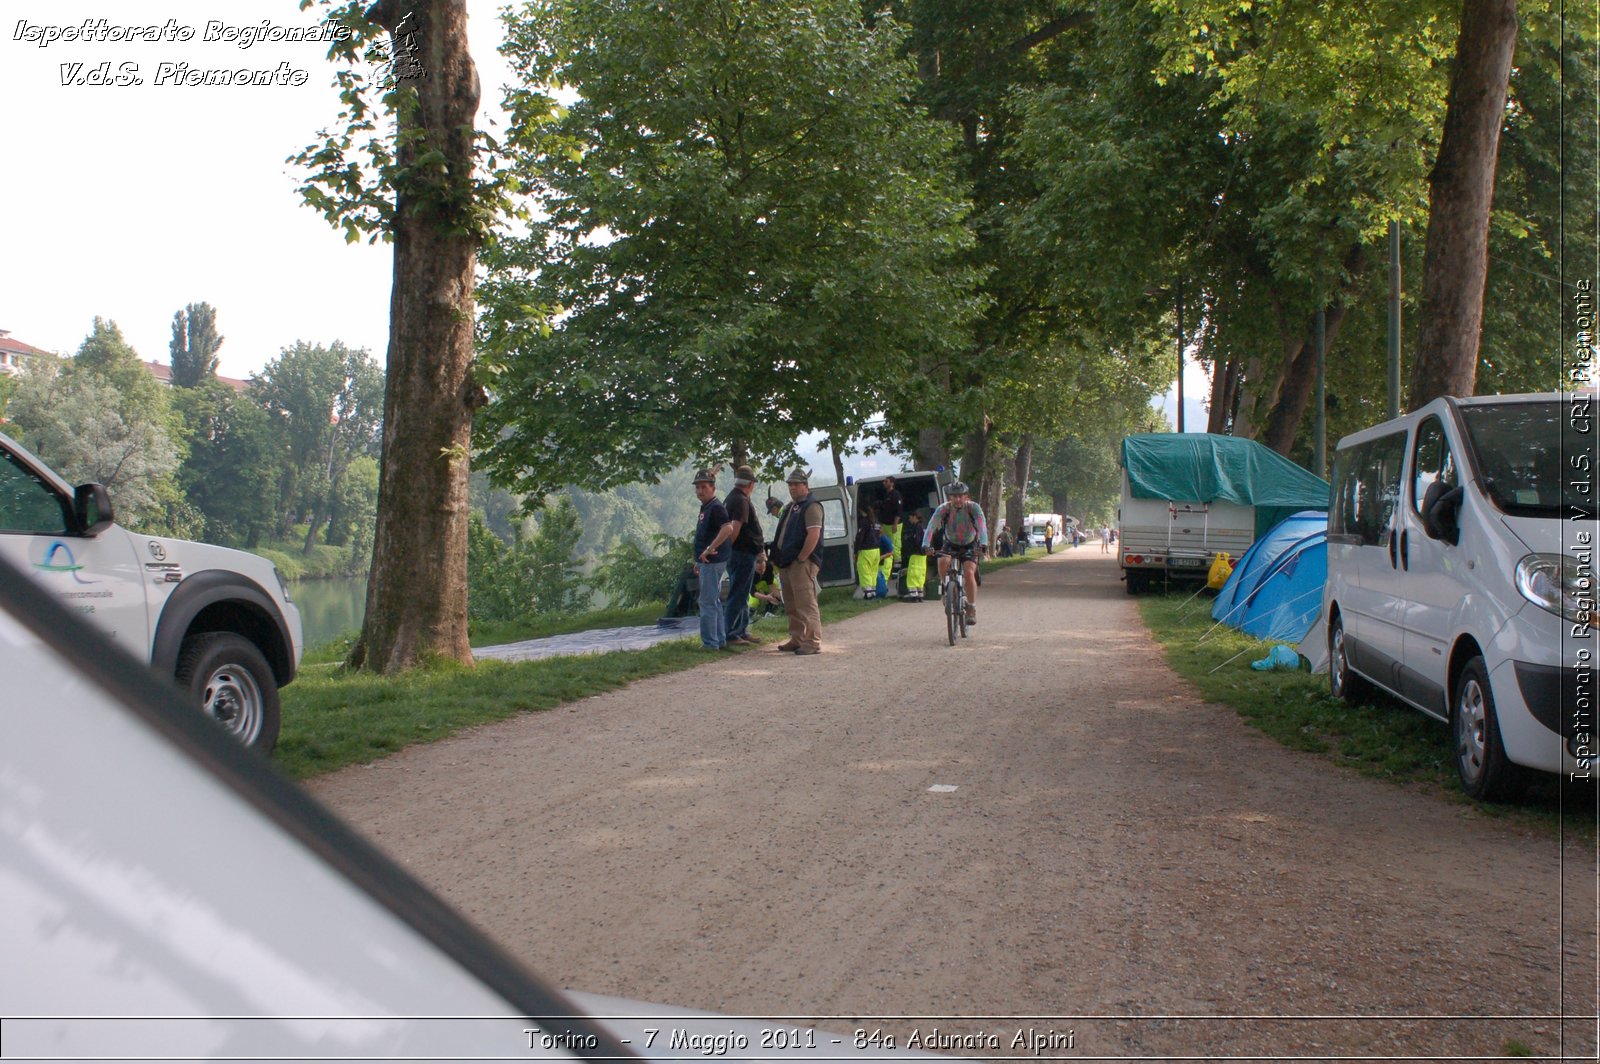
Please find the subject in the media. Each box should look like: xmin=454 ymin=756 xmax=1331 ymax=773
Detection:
xmin=691 ymin=469 xmax=730 ymax=651
xmin=1101 ymin=526 xmax=1112 ymax=553
xmin=720 ymin=465 xmax=766 ymax=646
xmin=772 ymin=468 xmax=824 ymax=655
xmin=1017 ymin=524 xmax=1030 ymax=554
xmin=1044 ymin=521 xmax=1056 ymax=554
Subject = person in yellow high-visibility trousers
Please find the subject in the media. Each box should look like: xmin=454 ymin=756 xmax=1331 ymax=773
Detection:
xmin=876 ymin=475 xmax=905 ymax=589
xmin=901 ymin=511 xmax=929 ymax=602
xmin=854 ymin=510 xmax=883 ymax=598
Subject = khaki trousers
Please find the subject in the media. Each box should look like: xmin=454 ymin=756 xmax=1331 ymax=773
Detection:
xmin=780 ymin=561 xmax=822 ymax=650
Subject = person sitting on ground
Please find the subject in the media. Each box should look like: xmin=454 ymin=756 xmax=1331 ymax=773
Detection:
xmin=749 ymin=554 xmax=782 ymax=616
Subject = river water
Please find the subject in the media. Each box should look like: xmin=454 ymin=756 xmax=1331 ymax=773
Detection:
xmin=287 ymin=575 xmax=367 ymax=650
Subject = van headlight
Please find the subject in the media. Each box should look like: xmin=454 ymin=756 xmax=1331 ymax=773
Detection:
xmin=1514 ymin=554 xmax=1590 ymax=624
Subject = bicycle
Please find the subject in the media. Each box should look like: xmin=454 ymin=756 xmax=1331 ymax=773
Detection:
xmin=936 ymin=548 xmax=977 ymax=645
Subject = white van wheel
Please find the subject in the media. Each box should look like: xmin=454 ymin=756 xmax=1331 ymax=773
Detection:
xmin=1328 ymin=617 xmax=1369 ymax=702
xmin=1452 ymin=658 xmax=1523 ymax=802
xmin=176 ymin=633 xmax=282 ymax=755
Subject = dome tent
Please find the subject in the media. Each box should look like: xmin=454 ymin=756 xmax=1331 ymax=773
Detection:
xmin=1210 ymin=511 xmax=1329 ymax=644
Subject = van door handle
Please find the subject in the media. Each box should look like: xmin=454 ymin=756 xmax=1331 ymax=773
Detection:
xmin=1400 ymin=529 xmax=1409 ymax=571
xmin=1388 ymin=531 xmax=1398 ymax=569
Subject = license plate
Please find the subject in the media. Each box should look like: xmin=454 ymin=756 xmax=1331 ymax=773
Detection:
xmin=1169 ymin=557 xmax=1205 ymax=568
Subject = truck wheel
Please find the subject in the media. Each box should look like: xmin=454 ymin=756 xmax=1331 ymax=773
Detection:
xmin=1328 ymin=616 xmax=1369 ymax=703
xmin=175 ymin=633 xmax=281 ymax=754
xmin=1452 ymin=657 xmax=1524 ymax=802
xmin=1124 ymin=570 xmax=1144 ymax=595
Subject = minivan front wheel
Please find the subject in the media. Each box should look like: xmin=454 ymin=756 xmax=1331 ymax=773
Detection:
xmin=176 ymin=633 xmax=281 ymax=755
xmin=1452 ymin=657 xmax=1523 ymax=802
xmin=1328 ymin=616 xmax=1369 ymax=703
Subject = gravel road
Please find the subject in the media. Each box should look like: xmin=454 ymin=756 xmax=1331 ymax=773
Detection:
xmin=310 ymin=548 xmax=1598 ymax=1062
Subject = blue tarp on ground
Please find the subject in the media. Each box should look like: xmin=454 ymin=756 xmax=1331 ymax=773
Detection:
xmin=1211 ymin=510 xmax=1328 ymax=644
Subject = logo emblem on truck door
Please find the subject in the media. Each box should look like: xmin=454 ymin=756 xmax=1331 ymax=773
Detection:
xmin=148 ymin=541 xmax=166 ymax=561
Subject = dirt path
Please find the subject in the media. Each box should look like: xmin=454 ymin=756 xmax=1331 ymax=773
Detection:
xmin=310 ymin=549 xmax=1597 ymax=1061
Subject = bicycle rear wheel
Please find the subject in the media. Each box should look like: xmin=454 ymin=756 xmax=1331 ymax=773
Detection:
xmin=943 ymin=578 xmax=958 ymax=645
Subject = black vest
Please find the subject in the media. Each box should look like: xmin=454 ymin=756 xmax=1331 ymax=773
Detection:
xmin=775 ymin=496 xmax=820 ymax=567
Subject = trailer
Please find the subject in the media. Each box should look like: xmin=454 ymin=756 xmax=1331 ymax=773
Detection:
xmin=1117 ymin=434 xmax=1328 ymax=594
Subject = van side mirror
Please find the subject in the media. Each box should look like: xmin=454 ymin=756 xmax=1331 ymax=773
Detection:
xmin=73 ymin=483 xmax=114 ymax=536
xmin=1420 ymin=481 xmax=1462 ymax=545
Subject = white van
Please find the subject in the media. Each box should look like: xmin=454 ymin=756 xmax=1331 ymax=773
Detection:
xmin=1322 ymin=392 xmax=1595 ymax=799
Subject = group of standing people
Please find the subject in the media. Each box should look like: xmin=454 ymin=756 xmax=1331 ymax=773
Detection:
xmin=691 ymin=466 xmax=826 ymax=655
xmin=690 ymin=469 xmax=998 ymax=654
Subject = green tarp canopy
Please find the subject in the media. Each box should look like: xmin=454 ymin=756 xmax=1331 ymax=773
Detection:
xmin=1120 ymin=433 xmax=1330 ymax=536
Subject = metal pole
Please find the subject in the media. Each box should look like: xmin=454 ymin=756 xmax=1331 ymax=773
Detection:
xmin=1176 ymin=281 xmax=1185 ymax=432
xmin=1388 ymin=221 xmax=1402 ymax=418
xmin=1314 ymin=308 xmax=1327 ymax=477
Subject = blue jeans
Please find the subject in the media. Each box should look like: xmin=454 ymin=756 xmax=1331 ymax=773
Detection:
xmin=724 ymin=549 xmax=757 ymax=641
xmin=698 ymin=560 xmax=728 ymax=648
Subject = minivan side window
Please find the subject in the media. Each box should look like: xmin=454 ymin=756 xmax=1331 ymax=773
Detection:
xmin=1331 ymin=432 xmax=1407 ymax=546
xmin=1410 ymin=416 xmax=1457 ymax=516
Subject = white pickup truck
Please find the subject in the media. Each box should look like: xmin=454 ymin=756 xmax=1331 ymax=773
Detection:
xmin=0 ymin=430 xmax=302 ymax=752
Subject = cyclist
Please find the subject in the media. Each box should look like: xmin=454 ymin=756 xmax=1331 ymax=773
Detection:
xmin=924 ymin=481 xmax=988 ymax=625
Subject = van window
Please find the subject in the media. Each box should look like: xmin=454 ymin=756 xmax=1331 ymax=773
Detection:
xmin=1410 ymin=417 xmax=1457 ymax=516
xmin=1332 ymin=432 xmax=1406 ymax=546
xmin=1459 ymin=400 xmax=1593 ymax=515
xmin=819 ymin=497 xmax=846 ymax=540
xmin=0 ymin=452 xmax=69 ymax=534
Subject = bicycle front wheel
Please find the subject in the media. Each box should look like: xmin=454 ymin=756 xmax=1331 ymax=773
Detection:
xmin=944 ymin=579 xmax=958 ymax=646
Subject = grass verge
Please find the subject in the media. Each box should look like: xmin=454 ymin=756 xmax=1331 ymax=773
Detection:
xmin=279 ymin=584 xmax=899 ymax=779
xmin=1136 ymin=590 xmax=1594 ymax=834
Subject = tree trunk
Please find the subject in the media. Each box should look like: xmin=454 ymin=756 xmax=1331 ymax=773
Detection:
xmin=350 ymin=0 xmax=482 ymax=673
xmin=913 ymin=426 xmax=949 ymax=472
xmin=1262 ymin=301 xmax=1355 ymax=454
xmin=1206 ymin=360 xmax=1230 ymax=434
xmin=1410 ymin=0 xmax=1518 ymax=408
xmin=1006 ymin=434 xmax=1034 ymax=535
xmin=828 ymin=438 xmax=847 ymax=488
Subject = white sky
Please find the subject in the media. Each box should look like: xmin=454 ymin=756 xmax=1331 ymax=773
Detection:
xmin=2 ymin=1 xmax=1199 ymax=420
xmin=1 ymin=1 xmax=515 ymax=380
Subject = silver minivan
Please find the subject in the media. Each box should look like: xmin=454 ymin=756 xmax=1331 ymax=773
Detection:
xmin=1322 ymin=392 xmax=1595 ymax=800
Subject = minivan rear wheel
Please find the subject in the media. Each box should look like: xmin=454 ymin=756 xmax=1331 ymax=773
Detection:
xmin=1452 ymin=657 xmax=1524 ymax=802
xmin=1328 ymin=616 xmax=1369 ymax=703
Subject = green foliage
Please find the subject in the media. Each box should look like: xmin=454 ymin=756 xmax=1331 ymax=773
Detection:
xmin=592 ymin=532 xmax=693 ymax=609
xmin=476 ymin=0 xmax=980 ymax=495
xmin=170 ymin=379 xmax=283 ymax=547
xmin=4 ymin=336 xmax=180 ymax=528
xmin=253 ymin=341 xmax=383 ymax=547
xmin=289 ymin=1 xmax=522 ymax=244
xmin=169 ymin=302 xmax=224 ymax=388
xmin=468 ymin=499 xmax=593 ymax=622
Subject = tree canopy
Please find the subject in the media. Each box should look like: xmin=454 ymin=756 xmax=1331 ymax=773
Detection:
xmin=475 ymin=0 xmax=982 ymax=495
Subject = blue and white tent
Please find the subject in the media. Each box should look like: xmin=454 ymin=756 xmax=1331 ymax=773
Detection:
xmin=1210 ymin=511 xmax=1328 ymax=644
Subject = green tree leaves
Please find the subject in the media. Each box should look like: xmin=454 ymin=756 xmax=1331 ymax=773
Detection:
xmin=475 ymin=0 xmax=979 ymax=495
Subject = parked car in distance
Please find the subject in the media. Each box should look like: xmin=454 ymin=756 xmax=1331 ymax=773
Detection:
xmin=0 ymin=429 xmax=301 ymax=751
xmin=1322 ymin=392 xmax=1595 ymax=800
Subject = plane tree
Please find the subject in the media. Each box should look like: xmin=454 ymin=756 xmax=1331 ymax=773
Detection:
xmin=474 ymin=0 xmax=980 ymax=496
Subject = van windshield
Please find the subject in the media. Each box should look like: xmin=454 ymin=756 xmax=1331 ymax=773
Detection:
xmin=1458 ymin=400 xmax=1594 ymax=515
